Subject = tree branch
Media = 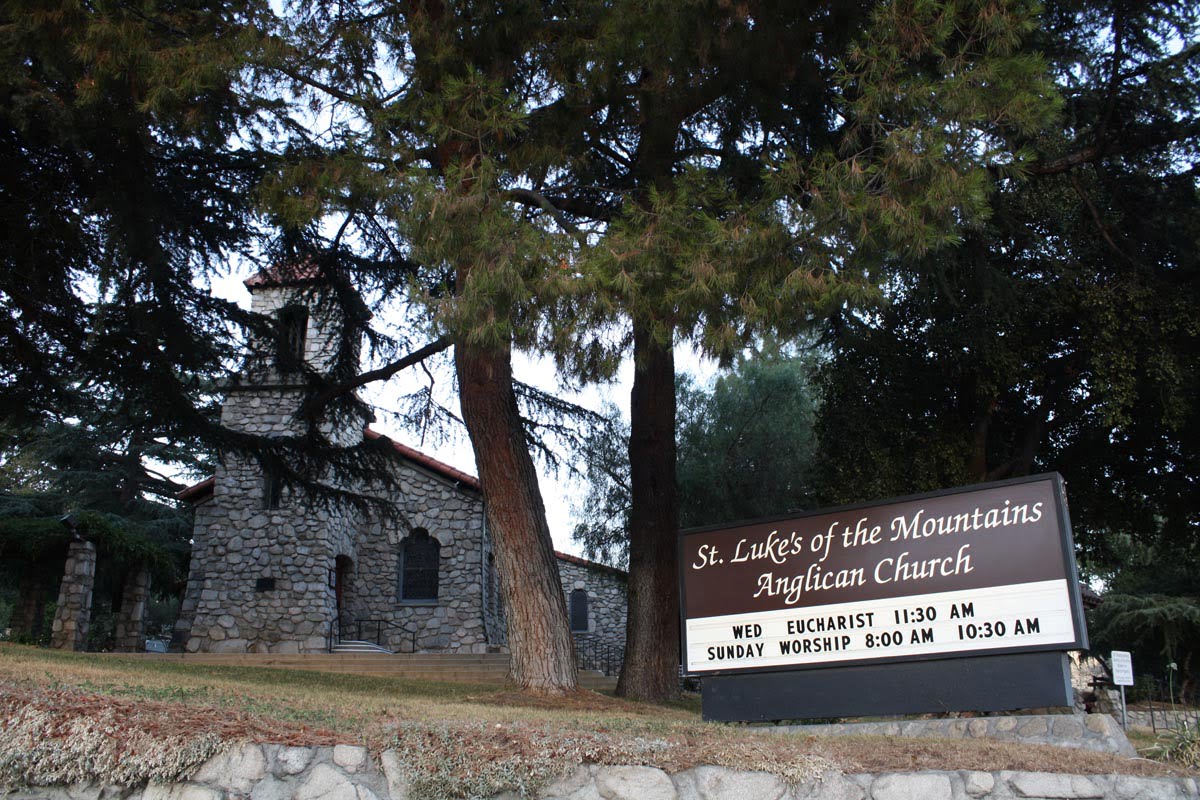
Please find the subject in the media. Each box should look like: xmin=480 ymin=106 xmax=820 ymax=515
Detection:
xmin=505 ymin=188 xmax=590 ymax=244
xmin=300 ymin=335 xmax=453 ymax=418
xmin=1069 ymin=173 xmax=1138 ymax=265
xmin=1118 ymin=41 xmax=1200 ymax=84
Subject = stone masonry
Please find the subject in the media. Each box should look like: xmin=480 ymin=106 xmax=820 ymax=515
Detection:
xmin=338 ymin=457 xmax=492 ymax=653
xmin=9 ymin=742 xmax=1198 ymax=800
xmin=769 ymin=713 xmax=1137 ymax=757
xmin=113 ymin=566 xmax=151 ymax=652
xmin=558 ymin=553 xmax=628 ymax=671
xmin=49 ymin=538 xmax=96 ymax=651
xmin=177 ymin=276 xmax=373 ymax=654
xmin=10 ymin=572 xmax=52 ymax=641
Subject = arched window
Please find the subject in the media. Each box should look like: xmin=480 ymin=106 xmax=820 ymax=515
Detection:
xmin=570 ymin=588 xmax=589 ymax=632
xmin=276 ymin=305 xmax=308 ymax=371
xmin=400 ymin=528 xmax=439 ymax=601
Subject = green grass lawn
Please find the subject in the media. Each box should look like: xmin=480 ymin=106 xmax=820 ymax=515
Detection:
xmin=2 ymin=642 xmax=1196 ymax=795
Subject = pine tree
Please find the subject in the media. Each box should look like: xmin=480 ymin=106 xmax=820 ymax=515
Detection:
xmin=546 ymin=0 xmax=1059 ymax=700
xmin=813 ymin=0 xmax=1199 ymax=573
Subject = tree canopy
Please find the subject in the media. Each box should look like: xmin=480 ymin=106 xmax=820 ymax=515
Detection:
xmin=6 ymin=0 xmax=1194 ymax=700
xmin=573 ymin=347 xmax=820 ymax=568
xmin=813 ymin=0 xmax=1199 ymax=576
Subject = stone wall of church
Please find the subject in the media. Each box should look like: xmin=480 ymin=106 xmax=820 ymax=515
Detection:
xmin=172 ymin=496 xmax=214 ymax=650
xmin=557 ymin=557 xmax=627 ymax=672
xmin=178 ymin=370 xmax=365 ymax=654
xmin=245 ymin=284 xmax=349 ymax=377
xmin=339 ymin=462 xmax=494 ymax=654
xmin=180 ymin=452 xmax=360 ymax=654
xmin=176 ymin=280 xmax=631 ymax=658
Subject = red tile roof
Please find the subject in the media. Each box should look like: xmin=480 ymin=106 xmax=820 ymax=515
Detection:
xmin=363 ymin=428 xmax=481 ymax=491
xmin=176 ymin=475 xmax=215 ymax=502
xmin=243 ymin=261 xmax=323 ymax=289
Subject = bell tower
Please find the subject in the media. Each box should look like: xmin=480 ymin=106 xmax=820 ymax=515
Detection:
xmin=175 ymin=264 xmax=371 ymax=654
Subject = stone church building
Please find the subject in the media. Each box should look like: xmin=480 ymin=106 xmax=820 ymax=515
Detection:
xmin=173 ymin=267 xmax=627 ymax=662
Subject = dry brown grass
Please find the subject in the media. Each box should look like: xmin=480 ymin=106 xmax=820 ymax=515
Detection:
xmin=2 ymin=642 xmax=1197 ymax=790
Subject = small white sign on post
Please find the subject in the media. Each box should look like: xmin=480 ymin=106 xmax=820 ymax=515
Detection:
xmin=1112 ymin=650 xmax=1134 ymax=685
xmin=1111 ymin=650 xmax=1133 ymax=730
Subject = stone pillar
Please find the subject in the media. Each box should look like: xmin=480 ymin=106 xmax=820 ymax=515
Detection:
xmin=113 ymin=565 xmax=151 ymax=652
xmin=50 ymin=539 xmax=97 ymax=651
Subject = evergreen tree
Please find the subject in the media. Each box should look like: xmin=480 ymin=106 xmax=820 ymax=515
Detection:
xmin=272 ymin=0 xmax=1060 ymax=699
xmin=4 ymin=0 xmax=1064 ymax=693
xmin=1 ymin=0 xmax=269 ymax=430
xmin=573 ymin=348 xmax=821 ymax=567
xmin=813 ymin=0 xmax=1199 ymax=576
xmin=549 ymin=0 xmax=1059 ymax=700
xmin=269 ymin=0 xmax=586 ymax=694
xmin=0 ymin=417 xmax=193 ymax=646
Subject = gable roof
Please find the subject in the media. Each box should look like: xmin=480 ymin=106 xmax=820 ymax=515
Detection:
xmin=554 ymin=550 xmax=627 ymax=579
xmin=176 ymin=476 xmax=215 ymax=503
xmin=363 ymin=428 xmax=481 ymax=491
xmin=243 ymin=261 xmax=324 ymax=289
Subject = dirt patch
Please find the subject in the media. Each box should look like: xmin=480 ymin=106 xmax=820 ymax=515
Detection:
xmin=2 ymin=645 xmax=1198 ymax=790
xmin=0 ymin=682 xmax=343 ymax=749
xmin=4 ymin=680 xmax=1195 ymax=782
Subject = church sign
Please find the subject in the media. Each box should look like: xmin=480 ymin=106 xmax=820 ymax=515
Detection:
xmin=680 ymin=474 xmax=1088 ymax=720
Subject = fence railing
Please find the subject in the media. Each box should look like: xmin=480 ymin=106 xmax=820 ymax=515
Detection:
xmin=1103 ymin=674 xmax=1200 ymax=732
xmin=326 ymin=616 xmax=340 ymax=653
xmin=333 ymin=617 xmax=415 ymax=652
xmin=574 ymin=635 xmax=624 ymax=676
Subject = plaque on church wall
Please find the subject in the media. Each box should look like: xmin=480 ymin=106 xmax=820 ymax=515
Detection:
xmin=680 ymin=473 xmax=1087 ymax=676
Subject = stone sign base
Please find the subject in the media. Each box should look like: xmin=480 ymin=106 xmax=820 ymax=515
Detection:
xmin=766 ymin=713 xmax=1136 ymax=756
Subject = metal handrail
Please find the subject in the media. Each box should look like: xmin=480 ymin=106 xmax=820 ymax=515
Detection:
xmin=573 ymin=634 xmax=624 ymax=677
xmin=340 ymin=617 xmax=414 ymax=651
xmin=327 ymin=616 xmax=340 ymax=653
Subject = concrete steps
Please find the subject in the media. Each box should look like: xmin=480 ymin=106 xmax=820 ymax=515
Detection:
xmin=330 ymin=640 xmax=394 ymax=655
xmin=120 ymin=652 xmax=619 ymax=691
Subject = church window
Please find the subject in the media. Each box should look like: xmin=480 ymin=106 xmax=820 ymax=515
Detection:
xmin=263 ymin=463 xmax=283 ymax=510
xmin=400 ymin=528 xmax=440 ymax=601
xmin=276 ymin=305 xmax=308 ymax=371
xmin=570 ymin=588 xmax=589 ymax=632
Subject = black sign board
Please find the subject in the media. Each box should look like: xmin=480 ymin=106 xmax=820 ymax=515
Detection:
xmin=679 ymin=474 xmax=1088 ymax=719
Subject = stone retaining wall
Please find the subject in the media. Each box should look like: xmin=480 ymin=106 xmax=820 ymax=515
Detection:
xmin=7 ymin=743 xmax=1197 ymax=800
xmin=768 ymin=714 xmax=1136 ymax=757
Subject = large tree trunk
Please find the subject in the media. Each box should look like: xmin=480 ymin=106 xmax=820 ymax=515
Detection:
xmin=456 ymin=337 xmax=578 ymax=695
xmin=616 ymin=321 xmax=681 ymax=701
